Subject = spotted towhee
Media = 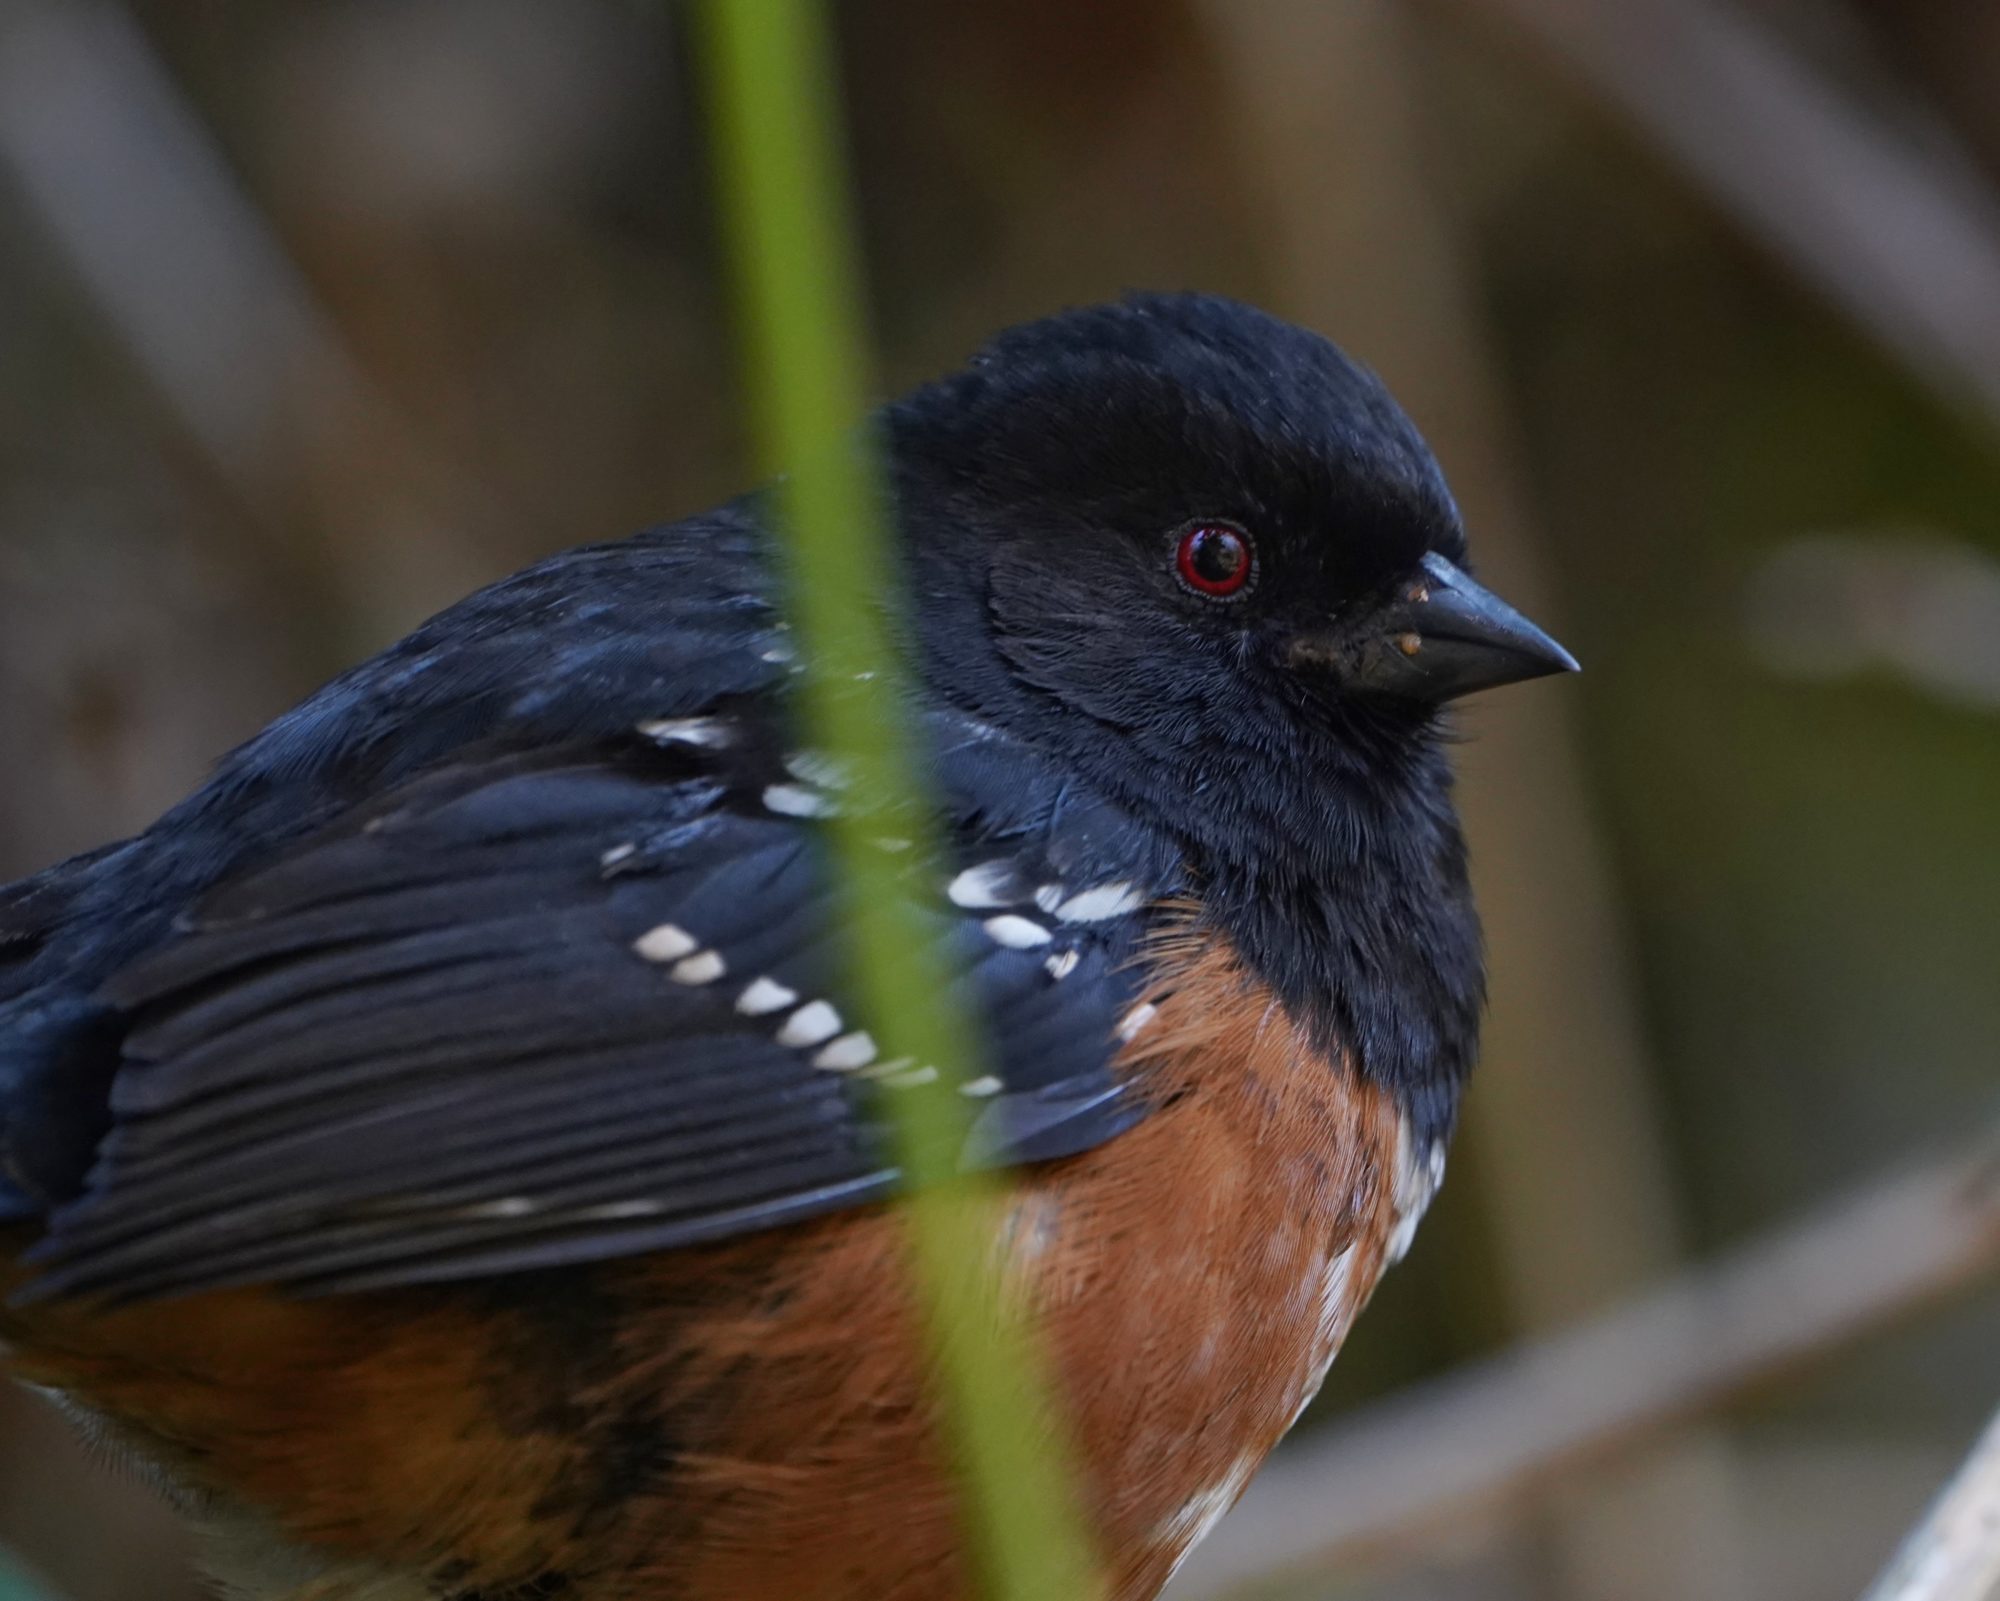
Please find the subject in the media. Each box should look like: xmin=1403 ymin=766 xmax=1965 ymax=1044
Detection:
xmin=0 ymin=293 xmax=1573 ymax=1601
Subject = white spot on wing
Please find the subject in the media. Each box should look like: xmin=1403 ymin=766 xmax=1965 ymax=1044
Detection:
xmin=983 ymin=914 xmax=1052 ymax=949
xmin=1044 ymin=949 xmax=1080 ymax=980
xmin=637 ymin=715 xmax=733 ymax=748
xmin=880 ymin=1064 xmax=939 ymax=1088
xmin=1033 ymin=883 xmax=1066 ymax=914
xmin=736 ymin=976 xmax=798 ymax=1016
xmin=460 ymin=1196 xmax=538 ymax=1220
xmin=1116 ymin=1000 xmax=1159 ymax=1043
xmin=1055 ymin=881 xmax=1144 ymax=922
xmin=777 ymin=1000 xmax=843 ymax=1047
xmin=763 ymin=783 xmax=835 ymax=818
xmin=576 ymin=1199 xmax=668 ymax=1221
xmin=633 ymin=923 xmax=698 ymax=963
xmin=958 ymin=1073 xmax=1004 ymax=1097
xmin=600 ymin=842 xmax=638 ymax=869
xmin=947 ymin=861 xmax=1018 ymax=909
xmin=812 ymin=1031 xmax=877 ymax=1071
xmin=785 ymin=750 xmax=850 ymax=789
xmin=669 ymin=949 xmax=727 ymax=985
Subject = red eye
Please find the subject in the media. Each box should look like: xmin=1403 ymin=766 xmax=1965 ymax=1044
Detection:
xmin=1175 ymin=523 xmax=1254 ymax=598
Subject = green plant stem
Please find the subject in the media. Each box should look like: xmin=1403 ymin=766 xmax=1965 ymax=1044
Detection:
xmin=693 ymin=3 xmax=1100 ymax=1597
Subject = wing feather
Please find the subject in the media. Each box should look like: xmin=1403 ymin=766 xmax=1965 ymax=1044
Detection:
xmin=27 ymin=719 xmax=1178 ymax=1300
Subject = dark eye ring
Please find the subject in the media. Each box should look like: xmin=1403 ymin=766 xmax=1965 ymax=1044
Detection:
xmin=1174 ymin=522 xmax=1255 ymax=599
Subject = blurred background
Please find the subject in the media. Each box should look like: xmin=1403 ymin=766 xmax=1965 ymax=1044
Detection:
xmin=2 ymin=2 xmax=1998 ymax=1598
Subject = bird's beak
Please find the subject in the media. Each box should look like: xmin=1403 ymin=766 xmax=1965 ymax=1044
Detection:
xmin=1291 ymin=552 xmax=1579 ymax=703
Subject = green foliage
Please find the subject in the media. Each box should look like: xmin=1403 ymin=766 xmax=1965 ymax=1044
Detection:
xmin=693 ymin=4 xmax=1100 ymax=1596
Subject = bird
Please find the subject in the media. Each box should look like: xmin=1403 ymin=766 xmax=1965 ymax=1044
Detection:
xmin=0 ymin=292 xmax=1574 ymax=1601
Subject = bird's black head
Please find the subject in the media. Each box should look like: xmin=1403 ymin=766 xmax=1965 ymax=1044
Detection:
xmin=887 ymin=292 xmax=1571 ymax=859
xmin=885 ymin=293 xmax=1575 ymax=1137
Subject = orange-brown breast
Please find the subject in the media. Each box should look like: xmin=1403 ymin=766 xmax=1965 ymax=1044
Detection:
xmin=0 ymin=930 xmax=1432 ymax=1601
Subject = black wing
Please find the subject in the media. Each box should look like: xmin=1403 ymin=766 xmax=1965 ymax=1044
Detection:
xmin=26 ymin=708 xmax=1179 ymax=1300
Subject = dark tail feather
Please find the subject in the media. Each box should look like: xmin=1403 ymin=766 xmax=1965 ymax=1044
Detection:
xmin=0 ymin=992 xmax=123 ymax=1218
xmin=0 ymin=846 xmax=135 ymax=1218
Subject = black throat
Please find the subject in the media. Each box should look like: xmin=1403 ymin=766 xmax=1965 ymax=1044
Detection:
xmin=1179 ymin=728 xmax=1485 ymax=1148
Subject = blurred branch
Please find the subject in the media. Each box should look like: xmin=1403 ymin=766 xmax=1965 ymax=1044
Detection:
xmin=1744 ymin=532 xmax=2000 ymax=713
xmin=1864 ymin=1398 xmax=2000 ymax=1601
xmin=1174 ymin=1131 xmax=2000 ymax=1597
xmin=0 ymin=0 xmax=359 ymax=496
xmin=0 ymin=0 xmax=490 ymax=638
xmin=1458 ymin=0 xmax=2000 ymax=433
